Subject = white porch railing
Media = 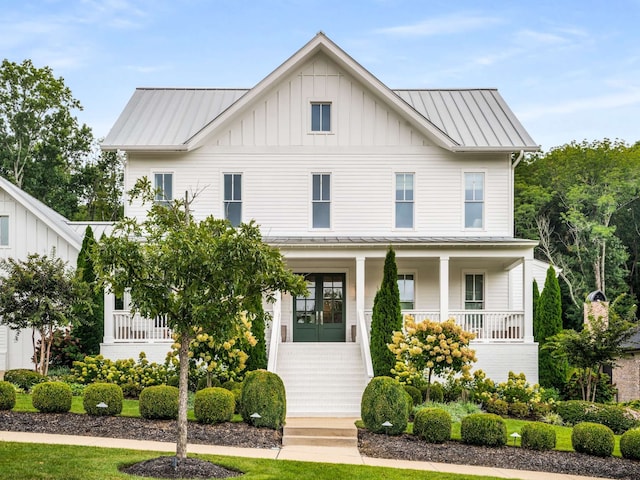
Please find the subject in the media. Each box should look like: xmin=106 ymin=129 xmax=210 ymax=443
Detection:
xmin=112 ymin=311 xmax=172 ymax=342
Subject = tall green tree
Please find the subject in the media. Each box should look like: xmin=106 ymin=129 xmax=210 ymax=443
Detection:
xmin=73 ymin=226 xmax=103 ymax=355
xmin=534 ymin=266 xmax=565 ymax=389
xmin=370 ymin=247 xmax=403 ymax=377
xmin=93 ymin=178 xmax=306 ymax=461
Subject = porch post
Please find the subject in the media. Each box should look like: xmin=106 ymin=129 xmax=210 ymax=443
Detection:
xmin=439 ymin=256 xmax=450 ymax=321
xmin=356 ymin=256 xmax=365 ymax=334
xmin=523 ymin=257 xmax=534 ymax=343
xmin=103 ymin=290 xmax=114 ymax=344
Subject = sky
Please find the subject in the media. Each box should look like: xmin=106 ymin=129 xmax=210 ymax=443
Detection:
xmin=2 ymin=0 xmax=640 ymax=151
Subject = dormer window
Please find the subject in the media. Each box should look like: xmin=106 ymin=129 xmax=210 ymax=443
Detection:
xmin=311 ymin=102 xmax=331 ymax=132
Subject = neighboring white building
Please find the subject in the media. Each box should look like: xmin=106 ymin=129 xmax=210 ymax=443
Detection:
xmin=99 ymin=33 xmax=540 ymax=415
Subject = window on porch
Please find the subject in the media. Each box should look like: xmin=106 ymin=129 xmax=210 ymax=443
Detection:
xmin=465 ymin=273 xmax=484 ymax=329
xmin=397 ymin=274 xmax=414 ymax=309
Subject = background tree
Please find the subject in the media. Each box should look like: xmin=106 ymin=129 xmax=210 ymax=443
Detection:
xmin=534 ymin=266 xmax=565 ymax=390
xmin=0 ymin=253 xmax=83 ymax=375
xmin=73 ymin=226 xmax=103 ymax=355
xmin=370 ymin=247 xmax=403 ymax=377
xmin=93 ymin=178 xmax=306 ymax=461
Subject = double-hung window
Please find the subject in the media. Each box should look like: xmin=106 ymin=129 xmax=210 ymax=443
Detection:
xmin=312 ymin=173 xmax=331 ymax=228
xmin=395 ymin=173 xmax=414 ymax=228
xmin=311 ymin=103 xmax=331 ymax=132
xmin=0 ymin=215 xmax=8 ymax=246
xmin=224 ymin=173 xmax=242 ymax=227
xmin=464 ymin=172 xmax=484 ymax=228
xmin=397 ymin=274 xmax=415 ymax=310
xmin=154 ymin=173 xmax=173 ymax=206
xmin=464 ymin=273 xmax=484 ymax=330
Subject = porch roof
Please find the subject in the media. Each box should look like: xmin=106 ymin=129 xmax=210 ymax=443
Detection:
xmin=264 ymin=236 xmax=538 ymax=247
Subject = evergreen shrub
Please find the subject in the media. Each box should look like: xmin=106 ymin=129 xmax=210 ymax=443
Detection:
xmin=572 ymin=422 xmax=614 ymax=457
xmin=31 ymin=381 xmax=72 ymax=413
xmin=360 ymin=376 xmax=409 ymax=435
xmin=520 ymin=422 xmax=556 ymax=450
xmin=139 ymin=385 xmax=179 ymax=420
xmin=422 ymin=382 xmax=444 ymax=403
xmin=508 ymin=401 xmax=530 ymax=419
xmin=0 ymin=381 xmax=16 ymax=410
xmin=555 ymin=400 xmax=638 ymax=434
xmin=460 ymin=413 xmax=507 ymax=447
xmin=83 ymin=382 xmax=123 ymax=416
xmin=404 ymin=385 xmax=422 ymax=406
xmin=413 ymin=408 xmax=451 ymax=443
xmin=620 ymin=428 xmax=640 ymax=460
xmin=240 ymin=370 xmax=286 ymax=429
xmin=485 ymin=398 xmax=508 ymax=416
xmin=4 ymin=369 xmax=46 ymax=391
xmin=194 ymin=387 xmax=235 ymax=424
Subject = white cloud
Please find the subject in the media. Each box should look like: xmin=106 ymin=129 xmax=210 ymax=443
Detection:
xmin=375 ymin=13 xmax=503 ymax=37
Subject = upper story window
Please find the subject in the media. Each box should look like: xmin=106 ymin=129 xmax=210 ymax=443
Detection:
xmin=312 ymin=173 xmax=331 ymax=228
xmin=397 ymin=273 xmax=415 ymax=310
xmin=154 ymin=172 xmax=173 ymax=206
xmin=464 ymin=172 xmax=484 ymax=228
xmin=395 ymin=173 xmax=414 ymax=228
xmin=311 ymin=102 xmax=331 ymax=132
xmin=0 ymin=215 xmax=8 ymax=246
xmin=224 ymin=173 xmax=242 ymax=227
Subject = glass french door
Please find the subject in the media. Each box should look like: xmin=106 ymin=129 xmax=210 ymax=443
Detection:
xmin=293 ymin=273 xmax=345 ymax=342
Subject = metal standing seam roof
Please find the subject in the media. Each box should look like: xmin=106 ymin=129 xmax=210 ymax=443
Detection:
xmin=263 ymin=236 xmax=538 ymax=246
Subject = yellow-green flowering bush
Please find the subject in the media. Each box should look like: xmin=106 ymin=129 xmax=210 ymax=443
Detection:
xmin=479 ymin=372 xmax=548 ymax=418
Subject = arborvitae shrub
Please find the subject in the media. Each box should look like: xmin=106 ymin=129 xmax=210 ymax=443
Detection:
xmin=0 ymin=381 xmax=16 ymax=410
xmin=4 ymin=369 xmax=46 ymax=391
xmin=520 ymin=422 xmax=556 ymax=450
xmin=83 ymin=383 xmax=123 ymax=416
xmin=461 ymin=413 xmax=507 ymax=447
xmin=485 ymin=398 xmax=509 ymax=416
xmin=194 ymin=387 xmax=235 ymax=424
xmin=240 ymin=370 xmax=286 ymax=429
xmin=508 ymin=401 xmax=529 ymax=419
xmin=620 ymin=428 xmax=640 ymax=460
xmin=31 ymin=381 xmax=72 ymax=413
xmin=139 ymin=385 xmax=179 ymax=420
xmin=360 ymin=376 xmax=409 ymax=435
xmin=571 ymin=422 xmax=614 ymax=457
xmin=413 ymin=408 xmax=451 ymax=443
xmin=404 ymin=385 xmax=422 ymax=406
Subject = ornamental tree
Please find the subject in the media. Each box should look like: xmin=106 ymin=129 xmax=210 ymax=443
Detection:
xmin=389 ymin=315 xmax=477 ymax=400
xmin=92 ymin=177 xmax=306 ymax=461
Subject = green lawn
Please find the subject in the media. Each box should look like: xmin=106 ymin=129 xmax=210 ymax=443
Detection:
xmin=0 ymin=442 xmax=504 ymax=480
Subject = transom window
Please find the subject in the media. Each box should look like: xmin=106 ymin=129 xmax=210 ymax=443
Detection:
xmin=154 ymin=173 xmax=173 ymax=206
xmin=224 ymin=173 xmax=242 ymax=227
xmin=0 ymin=215 xmax=8 ymax=246
xmin=395 ymin=173 xmax=414 ymax=228
xmin=397 ymin=274 xmax=415 ymax=310
xmin=312 ymin=173 xmax=331 ymax=228
xmin=311 ymin=103 xmax=331 ymax=132
xmin=464 ymin=172 xmax=484 ymax=228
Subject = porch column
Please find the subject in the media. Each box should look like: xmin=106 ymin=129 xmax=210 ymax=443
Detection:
xmin=439 ymin=256 xmax=450 ymax=321
xmin=103 ymin=290 xmax=114 ymax=344
xmin=523 ymin=257 xmax=534 ymax=343
xmin=356 ymin=256 xmax=365 ymax=338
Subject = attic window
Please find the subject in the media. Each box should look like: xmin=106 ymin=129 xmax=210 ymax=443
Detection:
xmin=311 ymin=102 xmax=331 ymax=132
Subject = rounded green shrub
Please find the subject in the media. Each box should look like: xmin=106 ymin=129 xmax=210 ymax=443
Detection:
xmin=404 ymin=385 xmax=422 ymax=406
xmin=240 ymin=370 xmax=286 ymax=429
xmin=360 ymin=376 xmax=409 ymax=435
xmin=485 ymin=398 xmax=508 ymax=416
xmin=461 ymin=413 xmax=507 ymax=447
xmin=0 ymin=381 xmax=16 ymax=410
xmin=31 ymin=381 xmax=72 ymax=413
xmin=620 ymin=428 xmax=640 ymax=460
xmin=555 ymin=400 xmax=638 ymax=434
xmin=424 ymin=382 xmax=444 ymax=403
xmin=508 ymin=401 xmax=529 ymax=419
xmin=413 ymin=408 xmax=451 ymax=443
xmin=83 ymin=383 xmax=123 ymax=416
xmin=139 ymin=385 xmax=179 ymax=420
xmin=520 ymin=422 xmax=556 ymax=451
xmin=194 ymin=387 xmax=235 ymax=424
xmin=571 ymin=422 xmax=614 ymax=457
xmin=4 ymin=369 xmax=46 ymax=391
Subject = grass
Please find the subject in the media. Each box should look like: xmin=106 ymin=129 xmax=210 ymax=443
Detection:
xmin=0 ymin=442 xmax=506 ymax=480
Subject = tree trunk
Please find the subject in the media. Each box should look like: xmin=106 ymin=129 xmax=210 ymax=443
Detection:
xmin=176 ymin=330 xmax=192 ymax=460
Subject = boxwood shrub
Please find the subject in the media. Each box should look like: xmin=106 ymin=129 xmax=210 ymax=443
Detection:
xmin=223 ymin=380 xmax=244 ymax=414
xmin=194 ymin=387 xmax=235 ymax=424
xmin=4 ymin=369 xmax=46 ymax=391
xmin=32 ymin=381 xmax=72 ymax=413
xmin=413 ymin=407 xmax=451 ymax=443
xmin=139 ymin=385 xmax=179 ymax=420
xmin=461 ymin=413 xmax=507 ymax=447
xmin=571 ymin=422 xmax=615 ymax=457
xmin=83 ymin=383 xmax=123 ymax=416
xmin=620 ymin=428 xmax=640 ymax=460
xmin=520 ymin=421 xmax=556 ymax=451
xmin=361 ymin=376 xmax=409 ymax=435
xmin=0 ymin=381 xmax=16 ymax=410
xmin=240 ymin=370 xmax=286 ymax=429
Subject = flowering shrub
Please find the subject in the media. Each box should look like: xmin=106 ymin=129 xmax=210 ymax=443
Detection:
xmin=479 ymin=372 xmax=547 ymax=418
xmin=388 ymin=316 xmax=477 ymax=390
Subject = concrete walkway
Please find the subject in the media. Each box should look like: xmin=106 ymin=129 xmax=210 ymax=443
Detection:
xmin=0 ymin=430 xmax=610 ymax=480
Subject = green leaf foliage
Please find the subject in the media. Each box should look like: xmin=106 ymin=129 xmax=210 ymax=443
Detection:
xmin=571 ymin=422 xmax=614 ymax=457
xmin=460 ymin=413 xmax=507 ymax=447
xmin=535 ymin=266 xmax=565 ymax=390
xmin=194 ymin=387 xmax=235 ymax=424
xmin=360 ymin=376 xmax=409 ymax=435
xmin=139 ymin=385 xmax=179 ymax=420
xmin=0 ymin=381 xmax=16 ymax=410
xmin=82 ymin=383 xmax=123 ymax=416
xmin=240 ymin=370 xmax=286 ymax=429
xmin=31 ymin=381 xmax=72 ymax=413
xmin=413 ymin=407 xmax=452 ymax=443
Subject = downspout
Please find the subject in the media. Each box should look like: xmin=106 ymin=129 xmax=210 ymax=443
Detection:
xmin=511 ymin=150 xmax=525 ymax=169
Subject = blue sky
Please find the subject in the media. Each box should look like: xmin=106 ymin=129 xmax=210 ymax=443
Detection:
xmin=2 ymin=0 xmax=639 ymax=151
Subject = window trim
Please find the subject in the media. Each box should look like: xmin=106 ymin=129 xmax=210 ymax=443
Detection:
xmin=394 ymin=172 xmax=415 ymax=230
xmin=223 ymin=172 xmax=242 ymax=227
xmin=463 ymin=171 xmax=485 ymax=230
xmin=311 ymin=172 xmax=331 ymax=230
xmin=309 ymin=100 xmax=334 ymax=134
xmin=397 ymin=271 xmax=417 ymax=310
xmin=152 ymin=171 xmax=174 ymax=206
xmin=0 ymin=214 xmax=9 ymax=248
xmin=462 ymin=271 xmax=485 ymax=309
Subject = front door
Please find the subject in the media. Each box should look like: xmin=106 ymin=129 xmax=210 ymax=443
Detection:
xmin=293 ymin=273 xmax=345 ymax=342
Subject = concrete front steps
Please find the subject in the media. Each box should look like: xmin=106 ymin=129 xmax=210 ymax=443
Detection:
xmin=275 ymin=342 xmax=368 ymax=417
xmin=282 ymin=417 xmax=358 ymax=447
